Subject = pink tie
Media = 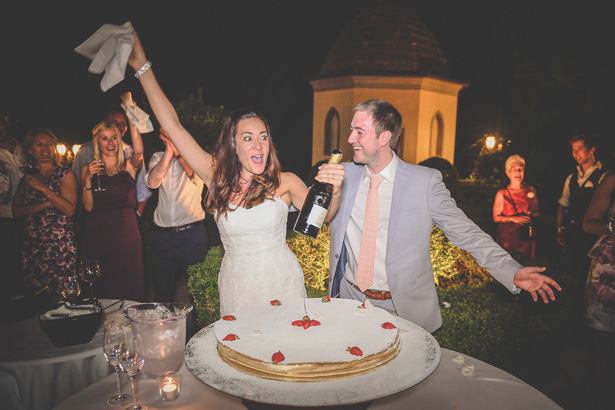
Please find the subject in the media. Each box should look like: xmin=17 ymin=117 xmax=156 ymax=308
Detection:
xmin=355 ymin=174 xmax=384 ymax=292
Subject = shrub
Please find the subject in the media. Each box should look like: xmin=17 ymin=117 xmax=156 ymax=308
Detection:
xmin=187 ymin=246 xmax=223 ymax=329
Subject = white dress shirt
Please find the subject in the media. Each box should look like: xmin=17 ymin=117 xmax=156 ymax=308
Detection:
xmin=343 ymin=153 xmax=399 ymax=291
xmin=146 ymin=151 xmax=205 ymax=228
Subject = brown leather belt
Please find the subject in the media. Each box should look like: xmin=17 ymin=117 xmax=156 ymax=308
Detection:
xmin=354 ymin=284 xmax=392 ymax=300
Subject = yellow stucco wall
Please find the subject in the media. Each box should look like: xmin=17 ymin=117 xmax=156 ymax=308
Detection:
xmin=310 ymin=76 xmax=466 ymax=166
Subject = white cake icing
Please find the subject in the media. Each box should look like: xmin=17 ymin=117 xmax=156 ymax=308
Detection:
xmin=213 ymin=297 xmax=400 ymax=380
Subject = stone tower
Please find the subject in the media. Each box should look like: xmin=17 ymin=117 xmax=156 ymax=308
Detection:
xmin=310 ymin=0 xmax=467 ymax=165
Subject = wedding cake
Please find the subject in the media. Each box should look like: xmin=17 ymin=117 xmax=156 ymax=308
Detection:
xmin=213 ymin=297 xmax=401 ymax=382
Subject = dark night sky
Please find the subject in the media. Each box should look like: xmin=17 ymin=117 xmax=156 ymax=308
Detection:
xmin=2 ymin=1 xmax=613 ymax=192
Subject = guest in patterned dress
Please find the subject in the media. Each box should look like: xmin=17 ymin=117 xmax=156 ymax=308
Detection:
xmin=582 ymin=170 xmax=615 ymax=410
xmin=492 ymin=155 xmax=539 ymax=259
xmin=12 ymin=129 xmax=78 ymax=294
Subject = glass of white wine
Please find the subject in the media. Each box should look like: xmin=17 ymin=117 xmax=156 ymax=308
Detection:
xmin=93 ymin=156 xmax=106 ymax=192
xmin=103 ymin=323 xmax=132 ymax=407
xmin=120 ymin=326 xmax=148 ymax=410
xmin=78 ymin=259 xmax=101 ymax=301
xmin=59 ymin=275 xmax=81 ymax=304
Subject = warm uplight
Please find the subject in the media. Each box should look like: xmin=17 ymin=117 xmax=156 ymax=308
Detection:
xmin=485 ymin=136 xmax=496 ymax=150
xmin=56 ymin=144 xmax=67 ymax=155
xmin=72 ymin=144 xmax=81 ymax=155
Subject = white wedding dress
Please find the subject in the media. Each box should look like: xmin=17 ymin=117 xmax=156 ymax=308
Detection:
xmin=216 ymin=196 xmax=307 ymax=316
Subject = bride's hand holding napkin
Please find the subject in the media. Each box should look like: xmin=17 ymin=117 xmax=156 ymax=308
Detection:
xmin=75 ymin=21 xmax=135 ymax=92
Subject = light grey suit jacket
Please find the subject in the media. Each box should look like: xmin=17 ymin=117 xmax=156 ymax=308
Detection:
xmin=328 ymin=160 xmax=521 ymax=333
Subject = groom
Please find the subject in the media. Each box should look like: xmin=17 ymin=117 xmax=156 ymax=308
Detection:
xmin=328 ymin=99 xmax=561 ymax=333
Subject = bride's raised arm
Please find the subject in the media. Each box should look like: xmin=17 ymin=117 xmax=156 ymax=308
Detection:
xmin=128 ymin=31 xmax=214 ymax=186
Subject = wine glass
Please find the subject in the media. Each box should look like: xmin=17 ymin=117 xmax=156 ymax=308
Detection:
xmin=92 ymin=156 xmax=106 ymax=192
xmin=119 ymin=326 xmax=148 ymax=410
xmin=78 ymin=259 xmax=101 ymax=301
xmin=103 ymin=323 xmax=132 ymax=407
xmin=59 ymin=275 xmax=81 ymax=304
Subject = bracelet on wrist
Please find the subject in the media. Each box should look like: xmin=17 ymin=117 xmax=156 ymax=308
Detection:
xmin=83 ymin=186 xmax=92 ymax=191
xmin=134 ymin=60 xmax=152 ymax=79
xmin=46 ymin=192 xmax=55 ymax=199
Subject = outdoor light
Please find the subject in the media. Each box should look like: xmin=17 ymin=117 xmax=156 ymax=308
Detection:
xmin=56 ymin=144 xmax=67 ymax=156
xmin=485 ymin=136 xmax=496 ymax=150
xmin=72 ymin=144 xmax=81 ymax=154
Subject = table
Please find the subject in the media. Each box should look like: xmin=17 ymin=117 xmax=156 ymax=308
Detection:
xmin=52 ymin=348 xmax=563 ymax=410
xmin=1 ymin=299 xmax=132 ymax=410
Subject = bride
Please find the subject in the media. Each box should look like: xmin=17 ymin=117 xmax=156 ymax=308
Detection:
xmin=128 ymin=31 xmax=344 ymax=315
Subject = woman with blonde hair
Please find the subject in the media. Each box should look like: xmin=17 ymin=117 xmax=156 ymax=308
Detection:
xmin=79 ymin=120 xmax=146 ymax=301
xmin=128 ymin=32 xmax=345 ymax=315
xmin=492 ymin=154 xmax=539 ymax=259
xmin=13 ymin=128 xmax=78 ymax=293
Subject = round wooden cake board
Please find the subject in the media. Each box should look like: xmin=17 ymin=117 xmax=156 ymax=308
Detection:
xmin=185 ymin=316 xmax=441 ymax=408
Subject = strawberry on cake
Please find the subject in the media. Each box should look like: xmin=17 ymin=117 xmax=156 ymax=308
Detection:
xmin=214 ymin=297 xmax=401 ymax=382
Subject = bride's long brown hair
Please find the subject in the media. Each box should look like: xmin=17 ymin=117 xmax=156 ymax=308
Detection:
xmin=205 ymin=109 xmax=281 ymax=220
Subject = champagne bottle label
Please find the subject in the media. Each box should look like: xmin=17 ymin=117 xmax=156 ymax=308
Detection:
xmin=305 ymin=204 xmax=328 ymax=229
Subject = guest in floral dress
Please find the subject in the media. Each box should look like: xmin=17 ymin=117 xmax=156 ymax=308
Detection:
xmin=12 ymin=129 xmax=78 ymax=294
xmin=582 ymin=170 xmax=615 ymax=410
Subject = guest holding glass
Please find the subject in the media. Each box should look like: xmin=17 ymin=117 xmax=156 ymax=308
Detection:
xmin=80 ymin=120 xmax=146 ymax=302
xmin=492 ymin=155 xmax=539 ymax=259
xmin=12 ymin=129 xmax=78 ymax=294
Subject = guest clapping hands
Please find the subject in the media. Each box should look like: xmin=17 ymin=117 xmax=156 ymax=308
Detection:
xmin=12 ymin=129 xmax=78 ymax=294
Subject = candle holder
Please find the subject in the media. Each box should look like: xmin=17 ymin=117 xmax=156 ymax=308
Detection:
xmin=157 ymin=371 xmax=181 ymax=401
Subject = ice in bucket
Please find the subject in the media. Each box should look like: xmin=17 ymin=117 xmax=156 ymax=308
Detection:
xmin=123 ymin=303 xmax=193 ymax=378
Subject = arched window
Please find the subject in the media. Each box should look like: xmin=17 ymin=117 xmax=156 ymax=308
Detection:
xmin=430 ymin=112 xmax=444 ymax=157
xmin=324 ymin=107 xmax=340 ymax=155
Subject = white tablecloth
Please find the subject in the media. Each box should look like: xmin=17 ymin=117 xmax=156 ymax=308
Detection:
xmin=0 ymin=299 xmax=131 ymax=410
xmin=53 ymin=348 xmax=563 ymax=410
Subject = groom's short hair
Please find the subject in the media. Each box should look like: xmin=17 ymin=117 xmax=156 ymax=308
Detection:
xmin=354 ymin=99 xmax=402 ymax=148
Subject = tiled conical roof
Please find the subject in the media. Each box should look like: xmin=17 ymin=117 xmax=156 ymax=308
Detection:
xmin=321 ymin=0 xmax=450 ymax=78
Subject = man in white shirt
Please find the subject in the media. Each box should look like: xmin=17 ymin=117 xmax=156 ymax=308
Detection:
xmin=556 ymin=135 xmax=608 ymax=316
xmin=146 ymin=129 xmax=208 ymax=303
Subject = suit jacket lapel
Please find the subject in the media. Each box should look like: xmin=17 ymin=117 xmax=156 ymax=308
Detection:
xmin=387 ymin=162 xmax=411 ymax=256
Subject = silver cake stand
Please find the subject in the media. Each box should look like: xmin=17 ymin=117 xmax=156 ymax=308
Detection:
xmin=185 ymin=316 xmax=440 ymax=407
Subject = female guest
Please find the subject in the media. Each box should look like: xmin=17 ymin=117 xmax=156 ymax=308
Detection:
xmin=492 ymin=155 xmax=539 ymax=259
xmin=12 ymin=129 xmax=77 ymax=293
xmin=80 ymin=120 xmax=145 ymax=301
xmin=582 ymin=171 xmax=615 ymax=410
xmin=128 ymin=32 xmax=344 ymax=315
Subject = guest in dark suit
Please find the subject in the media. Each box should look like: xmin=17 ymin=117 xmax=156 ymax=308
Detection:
xmin=328 ymin=99 xmax=561 ymax=333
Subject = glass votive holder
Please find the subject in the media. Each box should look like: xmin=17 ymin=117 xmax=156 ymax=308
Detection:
xmin=157 ymin=371 xmax=182 ymax=401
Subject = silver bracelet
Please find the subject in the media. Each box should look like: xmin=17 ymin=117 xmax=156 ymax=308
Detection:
xmin=134 ymin=60 xmax=152 ymax=79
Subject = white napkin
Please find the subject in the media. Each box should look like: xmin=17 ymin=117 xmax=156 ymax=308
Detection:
xmin=120 ymin=92 xmax=154 ymax=133
xmin=74 ymin=22 xmax=135 ymax=92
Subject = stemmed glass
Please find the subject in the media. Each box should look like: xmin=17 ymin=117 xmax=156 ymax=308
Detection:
xmin=78 ymin=259 xmax=101 ymax=301
xmin=93 ymin=156 xmax=106 ymax=192
xmin=59 ymin=275 xmax=81 ymax=304
xmin=103 ymin=323 xmax=132 ymax=407
xmin=120 ymin=326 xmax=148 ymax=410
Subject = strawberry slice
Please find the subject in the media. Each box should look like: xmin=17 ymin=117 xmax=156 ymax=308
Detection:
xmin=272 ymin=351 xmax=285 ymax=364
xmin=309 ymin=320 xmax=321 ymax=327
xmin=321 ymin=296 xmax=331 ymax=303
xmin=270 ymin=300 xmax=282 ymax=306
xmin=222 ymin=315 xmax=236 ymax=321
xmin=347 ymin=346 xmax=363 ymax=356
xmin=302 ymin=315 xmax=311 ymax=329
xmin=223 ymin=334 xmax=239 ymax=341
xmin=358 ymin=302 xmax=366 ymax=309
xmin=291 ymin=320 xmax=303 ymax=327
xmin=381 ymin=322 xmax=397 ymax=329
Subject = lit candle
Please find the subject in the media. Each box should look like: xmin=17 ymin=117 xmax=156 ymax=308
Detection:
xmin=161 ymin=383 xmax=179 ymax=400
